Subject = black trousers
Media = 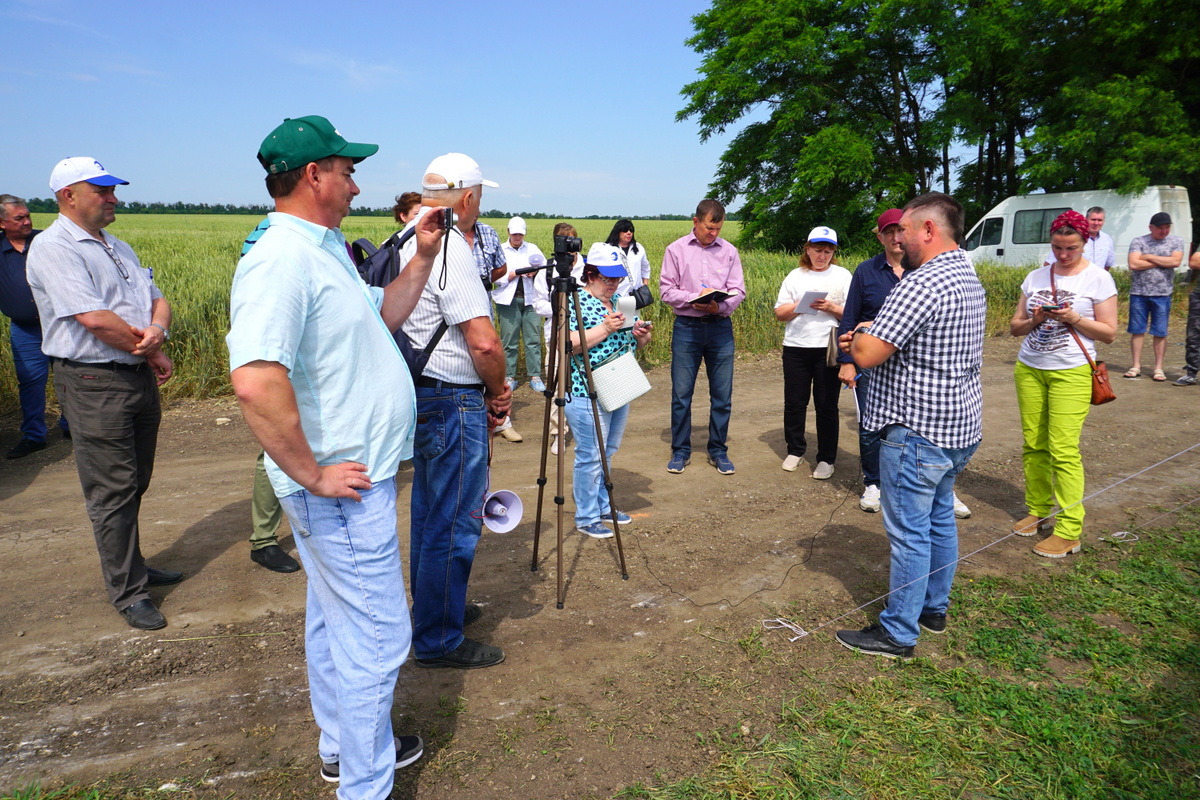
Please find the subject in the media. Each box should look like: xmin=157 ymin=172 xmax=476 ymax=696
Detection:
xmin=782 ymin=346 xmax=840 ymax=463
xmin=54 ymin=359 xmax=161 ymax=611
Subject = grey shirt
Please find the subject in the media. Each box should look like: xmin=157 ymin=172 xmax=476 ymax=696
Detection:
xmin=26 ymin=214 xmax=162 ymax=364
xmin=1128 ymin=233 xmax=1183 ymax=296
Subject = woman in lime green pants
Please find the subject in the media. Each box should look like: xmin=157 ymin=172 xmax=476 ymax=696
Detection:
xmin=1008 ymin=210 xmax=1118 ymax=558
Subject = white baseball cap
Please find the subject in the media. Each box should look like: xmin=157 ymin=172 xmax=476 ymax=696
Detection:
xmin=508 ymin=216 xmax=526 ymax=235
xmin=49 ymin=157 xmax=129 ymax=193
xmin=585 ymin=242 xmax=626 ymax=277
xmin=421 ymin=153 xmax=499 ymax=190
xmin=807 ymin=226 xmax=838 ymax=245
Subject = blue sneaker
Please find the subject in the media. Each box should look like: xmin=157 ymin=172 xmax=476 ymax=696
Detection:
xmin=707 ymin=453 xmax=735 ymax=475
xmin=530 ymin=376 xmax=546 ymax=393
xmin=666 ymin=453 xmax=690 ymax=474
xmin=600 ymin=510 xmax=632 ymax=526
xmin=577 ymin=522 xmax=614 ymax=539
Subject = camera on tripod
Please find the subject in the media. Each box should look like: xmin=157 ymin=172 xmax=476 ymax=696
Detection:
xmin=554 ymin=234 xmax=582 ymax=260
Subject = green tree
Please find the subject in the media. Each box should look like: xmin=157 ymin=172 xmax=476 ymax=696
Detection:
xmin=679 ymin=0 xmax=948 ymax=251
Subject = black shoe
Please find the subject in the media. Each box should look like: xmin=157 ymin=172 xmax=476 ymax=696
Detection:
xmin=918 ymin=612 xmax=947 ymax=634
xmin=146 ymin=567 xmax=184 ymax=586
xmin=319 ymin=734 xmax=424 ymax=783
xmin=250 ymin=544 xmax=301 ymax=573
xmin=416 ymin=637 xmax=505 ymax=669
xmin=464 ymin=603 xmax=482 ymax=627
xmin=62 ymin=427 xmax=72 ymax=440
xmin=5 ymin=438 xmax=47 ymax=459
xmin=835 ymin=623 xmax=914 ymax=659
xmin=119 ymin=599 xmax=166 ymax=630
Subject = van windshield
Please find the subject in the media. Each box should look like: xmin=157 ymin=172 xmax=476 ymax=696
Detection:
xmin=965 ymin=218 xmax=1003 ymax=249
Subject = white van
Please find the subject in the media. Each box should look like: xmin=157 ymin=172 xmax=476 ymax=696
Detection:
xmin=963 ymin=186 xmax=1193 ymax=268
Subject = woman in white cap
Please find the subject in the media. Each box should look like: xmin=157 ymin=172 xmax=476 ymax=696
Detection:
xmin=774 ymin=227 xmax=852 ymax=479
xmin=564 ymin=242 xmax=652 ymax=538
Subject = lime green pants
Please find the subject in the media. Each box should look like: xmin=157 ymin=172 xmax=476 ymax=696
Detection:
xmin=1014 ymin=361 xmax=1092 ymax=540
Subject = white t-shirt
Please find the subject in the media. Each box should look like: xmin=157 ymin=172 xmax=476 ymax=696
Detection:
xmin=775 ymin=265 xmax=852 ymax=348
xmin=1017 ymin=262 xmax=1117 ymax=370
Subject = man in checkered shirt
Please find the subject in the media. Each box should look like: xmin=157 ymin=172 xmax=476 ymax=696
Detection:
xmin=836 ymin=192 xmax=986 ymax=659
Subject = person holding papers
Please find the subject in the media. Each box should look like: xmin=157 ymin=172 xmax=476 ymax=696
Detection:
xmin=774 ymin=226 xmax=851 ymax=479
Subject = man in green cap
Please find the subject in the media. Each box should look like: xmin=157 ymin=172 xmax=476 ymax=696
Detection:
xmin=227 ymin=115 xmax=443 ymax=799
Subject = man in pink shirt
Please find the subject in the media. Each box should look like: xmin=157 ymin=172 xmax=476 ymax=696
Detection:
xmin=659 ymin=199 xmax=746 ymax=474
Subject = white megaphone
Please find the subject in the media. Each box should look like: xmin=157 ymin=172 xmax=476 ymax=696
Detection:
xmin=483 ymin=490 xmax=523 ymax=533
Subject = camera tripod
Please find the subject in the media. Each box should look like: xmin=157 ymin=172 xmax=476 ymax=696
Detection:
xmin=522 ymin=253 xmax=630 ymax=608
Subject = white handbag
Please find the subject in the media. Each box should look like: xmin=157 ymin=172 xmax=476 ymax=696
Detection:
xmin=589 ymin=349 xmax=651 ymax=412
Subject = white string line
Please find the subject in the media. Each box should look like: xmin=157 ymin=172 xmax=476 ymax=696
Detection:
xmin=763 ymin=439 xmax=1200 ymax=641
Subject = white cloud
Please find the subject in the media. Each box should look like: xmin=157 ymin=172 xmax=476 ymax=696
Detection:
xmin=284 ymin=51 xmax=402 ymax=92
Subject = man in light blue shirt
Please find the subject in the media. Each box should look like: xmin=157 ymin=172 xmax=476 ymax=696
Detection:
xmin=227 ymin=115 xmax=443 ymax=800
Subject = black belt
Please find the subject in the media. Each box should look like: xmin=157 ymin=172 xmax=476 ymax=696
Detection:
xmin=678 ymin=314 xmax=723 ymax=324
xmin=415 ymin=377 xmax=484 ymax=391
xmin=54 ymin=357 xmax=146 ymax=372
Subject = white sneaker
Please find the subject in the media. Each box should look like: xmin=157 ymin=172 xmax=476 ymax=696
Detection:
xmin=952 ymin=492 xmax=971 ymax=519
xmin=812 ymin=461 xmax=835 ymax=480
xmin=550 ymin=435 xmax=559 ymax=455
xmin=782 ymin=454 xmax=802 ymax=472
xmin=859 ymin=484 xmax=881 ymax=513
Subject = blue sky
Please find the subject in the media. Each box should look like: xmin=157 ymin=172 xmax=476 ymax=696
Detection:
xmin=1 ymin=0 xmax=746 ymax=217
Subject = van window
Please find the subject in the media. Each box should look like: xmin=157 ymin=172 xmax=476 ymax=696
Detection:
xmin=965 ymin=218 xmax=1004 ymax=250
xmin=1013 ymin=208 xmax=1070 ymax=244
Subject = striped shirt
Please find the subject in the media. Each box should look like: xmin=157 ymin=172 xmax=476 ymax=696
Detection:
xmin=861 ymin=248 xmax=986 ymax=449
xmin=26 ymin=214 xmax=163 ymax=364
xmin=400 ymin=226 xmax=494 ymax=385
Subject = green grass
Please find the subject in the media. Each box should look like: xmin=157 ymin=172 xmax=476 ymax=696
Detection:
xmin=0 ymin=214 xmax=1193 ymax=411
xmin=617 ymin=509 xmax=1200 ymax=800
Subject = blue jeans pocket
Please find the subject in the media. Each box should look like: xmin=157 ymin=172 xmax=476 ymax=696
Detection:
xmin=415 ymin=410 xmax=446 ymax=460
xmin=280 ymin=490 xmax=311 ymax=538
xmin=915 ymin=443 xmax=952 ymax=487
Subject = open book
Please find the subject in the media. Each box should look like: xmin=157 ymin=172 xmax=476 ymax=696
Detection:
xmin=689 ymin=288 xmax=733 ymax=305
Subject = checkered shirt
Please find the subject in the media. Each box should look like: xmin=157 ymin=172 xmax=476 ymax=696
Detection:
xmin=861 ymin=248 xmax=986 ymax=449
xmin=470 ymin=222 xmax=504 ymax=281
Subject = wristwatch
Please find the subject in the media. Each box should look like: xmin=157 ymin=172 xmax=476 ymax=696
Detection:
xmin=150 ymin=323 xmax=170 ymax=340
xmin=852 ymin=326 xmax=870 ymax=337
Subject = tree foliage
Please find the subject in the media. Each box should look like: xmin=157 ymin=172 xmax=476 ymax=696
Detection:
xmin=680 ymin=0 xmax=1200 ymax=250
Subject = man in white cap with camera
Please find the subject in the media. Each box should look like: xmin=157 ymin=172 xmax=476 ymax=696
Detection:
xmin=400 ymin=152 xmax=511 ymax=670
xmin=26 ymin=157 xmax=177 ymax=631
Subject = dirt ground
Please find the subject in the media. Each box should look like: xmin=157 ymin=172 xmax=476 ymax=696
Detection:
xmin=2 ymin=332 xmax=1198 ymax=799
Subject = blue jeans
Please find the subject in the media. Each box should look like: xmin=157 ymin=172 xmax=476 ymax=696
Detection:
xmin=1127 ymin=294 xmax=1171 ymax=338
xmin=10 ymin=320 xmax=66 ymax=442
xmin=877 ymin=425 xmax=978 ymax=646
xmin=853 ymin=368 xmax=881 ymax=487
xmin=279 ymin=479 xmax=410 ymax=800
xmin=564 ymin=397 xmax=630 ymax=526
xmin=670 ymin=316 xmax=734 ymax=458
xmin=410 ymin=385 xmax=488 ymax=659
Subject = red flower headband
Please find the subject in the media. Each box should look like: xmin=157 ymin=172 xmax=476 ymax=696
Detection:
xmin=1050 ymin=210 xmax=1089 ymax=238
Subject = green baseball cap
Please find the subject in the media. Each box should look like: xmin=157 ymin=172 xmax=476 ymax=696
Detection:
xmin=257 ymin=115 xmax=379 ymax=174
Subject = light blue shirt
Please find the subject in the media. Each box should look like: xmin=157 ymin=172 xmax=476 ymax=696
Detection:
xmin=227 ymin=212 xmax=416 ymax=497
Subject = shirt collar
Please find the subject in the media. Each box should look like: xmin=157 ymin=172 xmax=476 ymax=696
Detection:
xmin=687 ymin=233 xmax=723 ymax=249
xmin=266 ymin=211 xmax=345 ymax=248
xmin=56 ymin=213 xmax=116 ymax=247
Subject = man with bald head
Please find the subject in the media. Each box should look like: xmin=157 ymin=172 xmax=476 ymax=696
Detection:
xmin=836 ymin=192 xmax=985 ymax=660
xmin=26 ymin=158 xmax=177 ymax=631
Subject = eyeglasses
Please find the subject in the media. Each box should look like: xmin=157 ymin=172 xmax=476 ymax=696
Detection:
xmin=100 ymin=242 xmax=130 ymax=282
xmin=597 ymin=275 xmax=621 ymax=284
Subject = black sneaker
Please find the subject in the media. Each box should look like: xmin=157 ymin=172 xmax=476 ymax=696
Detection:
xmin=835 ymin=623 xmax=914 ymax=659
xmin=463 ymin=603 xmax=482 ymax=627
xmin=416 ymin=637 xmax=505 ymax=669
xmin=319 ymin=734 xmax=424 ymax=783
xmin=918 ymin=612 xmax=947 ymax=634
xmin=5 ymin=438 xmax=47 ymax=459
